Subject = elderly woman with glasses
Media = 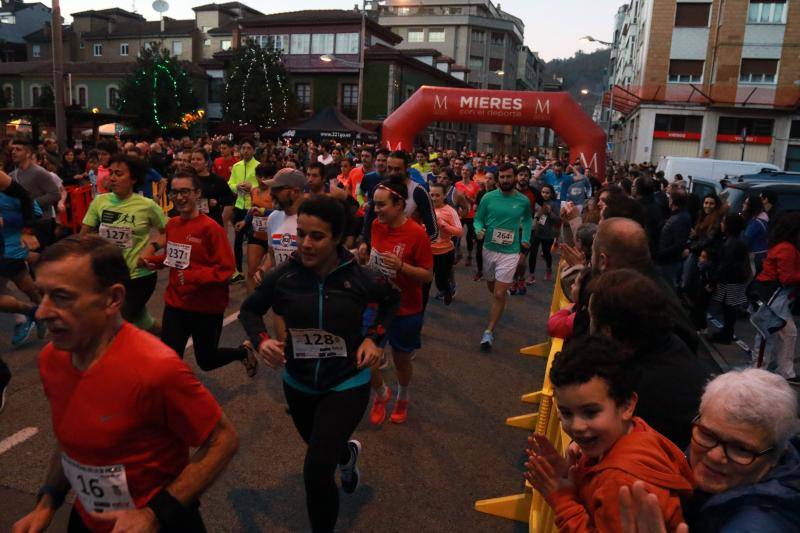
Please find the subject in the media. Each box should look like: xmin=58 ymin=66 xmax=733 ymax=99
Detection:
xmin=619 ymin=368 xmax=800 ymax=532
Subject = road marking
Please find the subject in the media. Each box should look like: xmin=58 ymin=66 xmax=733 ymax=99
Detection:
xmin=185 ymin=311 xmax=240 ymax=349
xmin=0 ymin=427 xmax=39 ymax=455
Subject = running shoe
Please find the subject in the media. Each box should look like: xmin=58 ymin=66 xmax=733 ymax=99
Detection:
xmin=480 ymin=330 xmax=494 ymax=351
xmin=473 ymin=272 xmax=483 ymax=282
xmin=369 ymin=386 xmax=391 ymax=425
xmin=11 ymin=315 xmax=35 ymax=347
xmin=340 ymin=440 xmax=361 ymax=494
xmin=241 ymin=340 xmax=259 ymax=378
xmin=526 ymin=275 xmax=536 ymax=286
xmin=507 ymin=282 xmax=518 ymax=296
xmin=230 ymin=271 xmax=245 ymax=284
xmin=444 ymin=290 xmax=453 ymax=305
xmin=544 ymin=270 xmax=553 ymax=281
xmin=390 ymin=399 xmax=409 ymax=424
xmin=517 ymin=283 xmax=527 ymax=296
xmin=0 ymin=375 xmax=8 ymax=413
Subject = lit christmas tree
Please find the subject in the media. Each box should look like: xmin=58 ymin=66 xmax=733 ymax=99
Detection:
xmin=223 ymin=40 xmax=292 ymax=128
xmin=117 ymin=46 xmax=198 ymax=132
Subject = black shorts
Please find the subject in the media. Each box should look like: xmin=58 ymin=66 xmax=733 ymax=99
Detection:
xmin=247 ymin=236 xmax=270 ymax=250
xmin=122 ymin=273 xmax=158 ymax=324
xmin=0 ymin=258 xmax=27 ymax=280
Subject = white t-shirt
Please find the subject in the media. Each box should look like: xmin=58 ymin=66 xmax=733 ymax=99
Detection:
xmin=317 ymin=154 xmax=334 ymax=165
xmin=266 ymin=210 xmax=298 ymax=267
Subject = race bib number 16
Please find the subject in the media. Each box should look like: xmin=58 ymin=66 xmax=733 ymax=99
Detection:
xmin=61 ymin=453 xmax=134 ymax=513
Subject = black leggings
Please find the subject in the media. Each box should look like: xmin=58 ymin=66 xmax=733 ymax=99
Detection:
xmin=284 ymin=381 xmax=370 ymax=533
xmin=68 ymin=505 xmax=206 ymax=532
xmin=122 ymin=273 xmax=157 ymax=324
xmin=433 ymin=250 xmax=455 ymax=294
xmin=233 ymin=207 xmax=247 ymax=272
xmin=461 ymin=218 xmax=476 ymax=254
xmin=530 ymin=236 xmax=554 ymax=273
xmin=161 ymin=306 xmax=246 ymax=371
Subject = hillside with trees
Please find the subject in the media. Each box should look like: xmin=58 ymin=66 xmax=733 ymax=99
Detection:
xmin=545 ymin=49 xmax=611 ymax=114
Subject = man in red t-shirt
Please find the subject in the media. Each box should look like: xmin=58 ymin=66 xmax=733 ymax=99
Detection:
xmin=211 ymin=139 xmax=239 ymax=181
xmin=13 ymin=234 xmax=238 ymax=533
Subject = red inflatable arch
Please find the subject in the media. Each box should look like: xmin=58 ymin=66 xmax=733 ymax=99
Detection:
xmin=381 ymin=86 xmax=606 ymax=175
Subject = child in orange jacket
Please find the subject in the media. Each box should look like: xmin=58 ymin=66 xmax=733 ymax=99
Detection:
xmin=525 ymin=335 xmax=694 ymax=532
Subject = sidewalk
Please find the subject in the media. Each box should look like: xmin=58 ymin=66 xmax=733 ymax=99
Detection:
xmin=702 ymin=308 xmax=799 ymax=376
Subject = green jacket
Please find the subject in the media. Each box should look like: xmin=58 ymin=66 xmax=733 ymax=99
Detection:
xmin=228 ymin=158 xmax=260 ymax=209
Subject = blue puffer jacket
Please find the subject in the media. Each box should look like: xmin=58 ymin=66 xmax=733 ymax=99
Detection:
xmin=687 ymin=436 xmax=800 ymax=532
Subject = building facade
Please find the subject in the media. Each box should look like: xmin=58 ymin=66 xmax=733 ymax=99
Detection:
xmin=372 ymin=0 xmax=537 ymax=153
xmin=607 ymin=0 xmax=800 ymax=170
xmin=205 ymin=9 xmax=473 ymax=147
xmin=0 ymin=0 xmax=51 ymax=62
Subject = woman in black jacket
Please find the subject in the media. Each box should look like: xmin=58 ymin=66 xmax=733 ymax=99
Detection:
xmin=710 ymin=213 xmax=752 ymax=344
xmin=239 ymin=195 xmax=401 ymax=533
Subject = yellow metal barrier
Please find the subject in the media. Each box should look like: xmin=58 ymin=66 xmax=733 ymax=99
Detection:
xmin=474 ymin=267 xmax=572 ymax=532
xmin=153 ymin=182 xmax=173 ymax=213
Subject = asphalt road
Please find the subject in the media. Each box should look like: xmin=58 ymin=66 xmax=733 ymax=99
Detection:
xmin=0 ymin=256 xmax=555 ymax=532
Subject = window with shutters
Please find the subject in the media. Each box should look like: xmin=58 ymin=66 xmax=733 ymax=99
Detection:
xmin=748 ymin=0 xmax=787 ymax=24
xmin=93 ymin=43 xmax=103 ymax=57
xmin=408 ymin=29 xmax=424 ymax=43
xmin=668 ymin=60 xmax=704 ymax=83
xmin=335 ymin=33 xmax=359 ymax=54
xmin=740 ymin=58 xmax=778 ymax=84
xmin=471 ymin=30 xmax=485 ymax=43
xmin=674 ymin=3 xmax=711 ymax=27
xmin=489 ymin=58 xmax=503 ymax=71
xmin=341 ymin=84 xmax=358 ymax=118
xmin=120 ymin=43 xmax=129 ymax=56
xmin=311 ymin=34 xmax=334 ymax=54
xmin=295 ymin=83 xmax=311 ymax=110
xmin=290 ymin=34 xmax=309 ymax=54
xmin=77 ymin=85 xmax=87 ymax=107
xmin=428 ymin=29 xmax=445 ymax=42
xmin=3 ymin=84 xmax=13 ymax=107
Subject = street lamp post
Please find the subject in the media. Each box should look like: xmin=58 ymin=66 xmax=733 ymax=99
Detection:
xmin=51 ymin=0 xmax=67 ymax=149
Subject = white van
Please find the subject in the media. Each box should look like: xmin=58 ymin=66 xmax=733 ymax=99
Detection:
xmin=655 ymin=156 xmax=780 ymax=183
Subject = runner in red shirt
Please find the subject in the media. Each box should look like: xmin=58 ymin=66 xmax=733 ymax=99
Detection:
xmin=13 ymin=234 xmax=238 ymax=533
xmin=455 ymin=166 xmax=481 ymax=267
xmin=141 ymin=170 xmax=258 ymax=377
xmin=211 ymin=139 xmax=239 ymax=180
xmin=367 ymin=178 xmax=433 ymax=425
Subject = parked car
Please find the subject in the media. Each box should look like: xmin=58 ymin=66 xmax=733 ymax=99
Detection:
xmin=656 ymin=156 xmax=780 ymax=183
xmin=717 ymin=181 xmax=800 ymax=216
xmin=690 ymin=170 xmax=800 ymax=197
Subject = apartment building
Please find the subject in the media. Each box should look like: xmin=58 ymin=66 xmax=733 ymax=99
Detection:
xmin=0 ymin=0 xmax=51 ymax=61
xmin=607 ymin=0 xmax=800 ymax=169
xmin=372 ymin=0 xmax=537 ymax=153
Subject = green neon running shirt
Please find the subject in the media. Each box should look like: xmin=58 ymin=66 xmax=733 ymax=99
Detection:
xmin=83 ymin=192 xmax=167 ymax=279
xmin=473 ymin=189 xmax=533 ymax=254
